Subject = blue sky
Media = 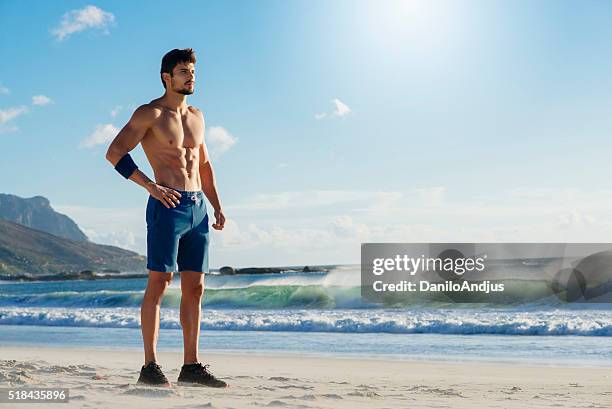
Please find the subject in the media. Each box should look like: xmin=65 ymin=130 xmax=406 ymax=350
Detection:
xmin=2 ymin=0 xmax=612 ymax=267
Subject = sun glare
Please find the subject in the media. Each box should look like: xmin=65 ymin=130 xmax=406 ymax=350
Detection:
xmin=362 ymin=0 xmax=459 ymax=55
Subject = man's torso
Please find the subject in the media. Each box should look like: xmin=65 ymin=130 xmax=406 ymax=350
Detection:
xmin=140 ymin=99 xmax=206 ymax=191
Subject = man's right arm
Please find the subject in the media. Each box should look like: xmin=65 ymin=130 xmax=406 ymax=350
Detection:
xmin=105 ymin=105 xmax=155 ymax=188
xmin=105 ymin=105 xmax=181 ymax=208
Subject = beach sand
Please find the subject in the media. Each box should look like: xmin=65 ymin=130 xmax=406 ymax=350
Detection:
xmin=0 ymin=346 xmax=610 ymax=408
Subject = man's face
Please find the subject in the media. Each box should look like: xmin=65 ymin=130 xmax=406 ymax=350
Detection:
xmin=169 ymin=62 xmax=195 ymax=95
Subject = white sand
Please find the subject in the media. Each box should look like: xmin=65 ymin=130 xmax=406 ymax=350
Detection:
xmin=0 ymin=346 xmax=610 ymax=409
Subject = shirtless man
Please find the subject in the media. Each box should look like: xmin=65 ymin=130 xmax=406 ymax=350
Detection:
xmin=105 ymin=48 xmax=227 ymax=388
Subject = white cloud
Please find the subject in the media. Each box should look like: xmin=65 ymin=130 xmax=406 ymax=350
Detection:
xmin=55 ymin=205 xmax=145 ymax=253
xmin=0 ymin=124 xmax=18 ymax=134
xmin=315 ymin=98 xmax=351 ymax=120
xmin=216 ymin=220 xmax=338 ymax=251
xmin=110 ymin=105 xmax=122 ymax=117
xmin=83 ymin=228 xmax=139 ymax=251
xmin=414 ymin=187 xmax=446 ymax=205
xmin=331 ymin=215 xmax=370 ymax=239
xmin=0 ymin=85 xmax=9 ymax=95
xmin=55 ymin=187 xmax=612 ymax=267
xmin=332 ymin=98 xmax=351 ymax=117
xmin=0 ymin=96 xmax=54 ymax=134
xmin=227 ymin=190 xmax=398 ymax=211
xmin=0 ymin=106 xmax=28 ymax=124
xmin=79 ymin=123 xmax=118 ymax=148
xmin=206 ymin=126 xmax=237 ymax=158
xmin=51 ymin=5 xmax=115 ymax=41
xmin=32 ymin=95 xmax=53 ymax=106
xmin=225 ymin=186 xmax=612 ymax=240
xmin=0 ymin=105 xmax=28 ymax=133
xmin=558 ymin=212 xmax=596 ymax=229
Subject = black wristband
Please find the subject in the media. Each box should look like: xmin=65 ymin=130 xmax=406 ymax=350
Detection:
xmin=114 ymin=153 xmax=139 ymax=179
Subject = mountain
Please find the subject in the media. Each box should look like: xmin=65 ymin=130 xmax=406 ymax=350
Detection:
xmin=0 ymin=218 xmax=145 ymax=276
xmin=0 ymin=193 xmax=88 ymax=242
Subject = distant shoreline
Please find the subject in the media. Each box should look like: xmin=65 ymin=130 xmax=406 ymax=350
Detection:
xmin=0 ymin=265 xmax=342 ymax=281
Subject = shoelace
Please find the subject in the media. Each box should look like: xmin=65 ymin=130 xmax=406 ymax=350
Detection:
xmin=146 ymin=362 xmax=167 ymax=381
xmin=190 ymin=363 xmax=214 ymax=379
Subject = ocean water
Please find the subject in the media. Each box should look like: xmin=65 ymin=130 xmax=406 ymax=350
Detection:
xmin=0 ymin=266 xmax=611 ymax=366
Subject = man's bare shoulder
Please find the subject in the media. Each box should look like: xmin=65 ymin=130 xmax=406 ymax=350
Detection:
xmin=131 ymin=103 xmax=164 ymax=124
xmin=188 ymin=105 xmax=205 ymax=120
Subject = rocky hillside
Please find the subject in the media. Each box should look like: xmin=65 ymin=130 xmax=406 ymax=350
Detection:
xmin=0 ymin=218 xmax=145 ymax=276
xmin=0 ymin=193 xmax=88 ymax=242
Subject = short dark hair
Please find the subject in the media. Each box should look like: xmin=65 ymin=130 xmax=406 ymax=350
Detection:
xmin=160 ymin=48 xmax=196 ymax=89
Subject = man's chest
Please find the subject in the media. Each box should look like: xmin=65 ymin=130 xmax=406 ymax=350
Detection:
xmin=151 ymin=111 xmax=204 ymax=148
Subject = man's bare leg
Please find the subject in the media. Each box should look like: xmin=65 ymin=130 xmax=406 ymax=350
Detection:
xmin=180 ymin=271 xmax=205 ymax=364
xmin=141 ymin=271 xmax=174 ymax=364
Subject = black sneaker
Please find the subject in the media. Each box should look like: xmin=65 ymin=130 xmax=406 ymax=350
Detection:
xmin=137 ymin=361 xmax=170 ymax=386
xmin=177 ymin=362 xmax=228 ymax=388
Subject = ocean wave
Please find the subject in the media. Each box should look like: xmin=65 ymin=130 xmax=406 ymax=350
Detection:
xmin=0 ymin=307 xmax=610 ymax=336
xmin=1 ymin=263 xmax=611 ymax=310
xmin=0 ymin=285 xmax=371 ymax=309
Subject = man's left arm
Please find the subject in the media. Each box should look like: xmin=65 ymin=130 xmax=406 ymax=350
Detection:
xmin=199 ymin=116 xmax=225 ymax=230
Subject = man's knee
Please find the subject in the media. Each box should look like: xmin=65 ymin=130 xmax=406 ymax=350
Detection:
xmin=182 ymin=282 xmax=204 ymax=299
xmin=145 ymin=271 xmax=174 ymax=299
xmin=181 ymin=273 xmax=204 ymax=299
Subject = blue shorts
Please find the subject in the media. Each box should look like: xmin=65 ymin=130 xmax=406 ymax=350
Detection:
xmin=145 ymin=190 xmax=209 ymax=273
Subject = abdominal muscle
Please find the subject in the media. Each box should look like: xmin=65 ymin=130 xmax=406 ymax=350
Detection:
xmin=142 ymin=140 xmax=202 ymax=192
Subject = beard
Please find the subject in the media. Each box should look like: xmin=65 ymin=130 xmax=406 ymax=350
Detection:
xmin=170 ymin=79 xmax=194 ymax=95
xmin=177 ymin=87 xmax=194 ymax=95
